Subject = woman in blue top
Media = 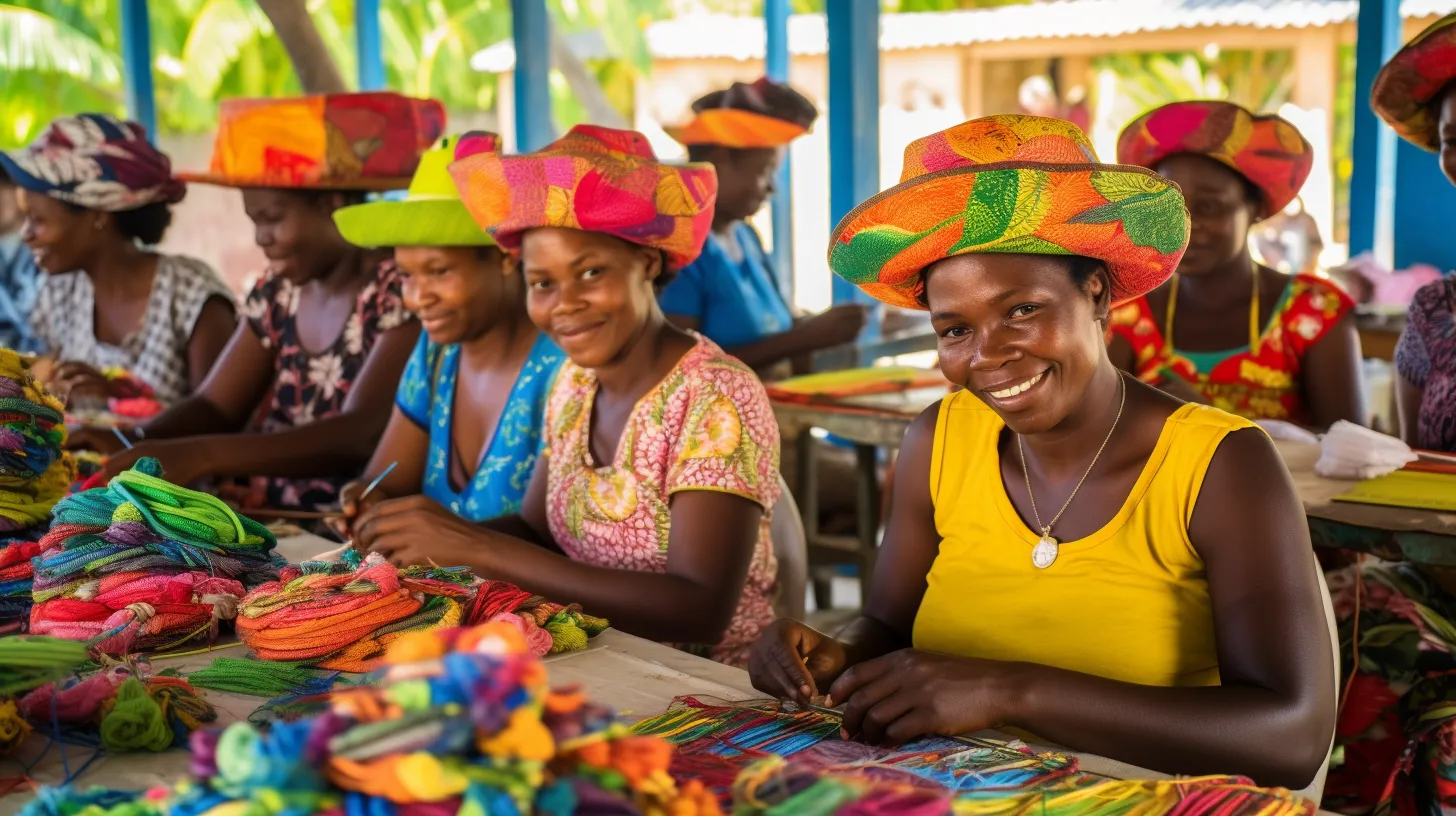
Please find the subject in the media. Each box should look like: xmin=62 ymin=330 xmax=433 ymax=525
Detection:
xmin=659 ymin=78 xmax=868 ymax=378
xmin=333 ymin=133 xmax=563 ymax=524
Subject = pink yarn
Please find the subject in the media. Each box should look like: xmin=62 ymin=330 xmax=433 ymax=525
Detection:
xmin=486 ymin=612 xmax=553 ymax=657
xmin=20 ymin=670 xmax=125 ymax=722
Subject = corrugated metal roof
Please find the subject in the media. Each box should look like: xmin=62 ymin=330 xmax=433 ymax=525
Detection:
xmin=472 ymin=0 xmax=1456 ymax=71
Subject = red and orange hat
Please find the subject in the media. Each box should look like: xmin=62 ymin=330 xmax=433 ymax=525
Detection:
xmin=1117 ymin=100 xmax=1312 ymax=218
xmin=179 ymin=92 xmax=445 ymax=191
xmin=1371 ymin=11 xmax=1456 ymax=152
xmin=666 ymin=77 xmax=818 ymax=149
xmin=448 ymin=125 xmax=718 ymax=270
xmin=830 ymin=115 xmax=1189 ymax=311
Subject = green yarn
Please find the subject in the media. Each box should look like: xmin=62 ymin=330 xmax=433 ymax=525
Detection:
xmin=0 ymin=635 xmax=91 ymax=695
xmin=545 ymin=614 xmax=589 ymax=654
xmin=763 ymin=779 xmax=861 ymax=816
xmin=188 ymin=658 xmax=333 ymax=698
xmin=99 ymin=677 xmax=172 ymax=753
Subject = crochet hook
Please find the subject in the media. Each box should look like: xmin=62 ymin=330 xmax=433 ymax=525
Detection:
xmin=110 ymin=427 xmax=134 ymax=450
xmin=358 ymin=461 xmax=399 ymax=503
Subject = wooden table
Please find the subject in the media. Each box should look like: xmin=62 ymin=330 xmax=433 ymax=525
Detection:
xmin=0 ymin=534 xmax=1179 ymax=814
xmin=773 ymin=394 xmax=1456 ymax=586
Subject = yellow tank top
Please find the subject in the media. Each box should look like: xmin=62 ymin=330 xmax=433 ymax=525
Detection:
xmin=914 ymin=392 xmax=1256 ymax=688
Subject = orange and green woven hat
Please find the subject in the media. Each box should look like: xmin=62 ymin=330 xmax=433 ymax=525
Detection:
xmin=666 ymin=77 xmax=818 ymax=149
xmin=829 ymin=115 xmax=1189 ymax=311
xmin=448 ymin=124 xmax=718 ymax=270
xmin=179 ymin=92 xmax=445 ymax=190
xmin=1371 ymin=10 xmax=1456 ymax=151
xmin=1117 ymin=100 xmax=1312 ymax=218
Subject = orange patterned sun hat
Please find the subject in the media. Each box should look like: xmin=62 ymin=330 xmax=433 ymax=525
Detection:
xmin=1116 ymin=100 xmax=1312 ymax=218
xmin=829 ymin=115 xmax=1190 ymax=311
xmin=448 ymin=124 xmax=718 ymax=270
xmin=179 ymin=92 xmax=445 ymax=190
xmin=1371 ymin=11 xmax=1456 ymax=152
xmin=666 ymin=77 xmax=818 ymax=149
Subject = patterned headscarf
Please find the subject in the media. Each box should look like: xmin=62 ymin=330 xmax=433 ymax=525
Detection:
xmin=1371 ymin=11 xmax=1456 ymax=152
xmin=829 ymin=115 xmax=1190 ymax=311
xmin=448 ymin=125 xmax=718 ymax=270
xmin=0 ymin=115 xmax=185 ymax=212
xmin=1116 ymin=101 xmax=1313 ymax=218
xmin=666 ymin=77 xmax=819 ymax=148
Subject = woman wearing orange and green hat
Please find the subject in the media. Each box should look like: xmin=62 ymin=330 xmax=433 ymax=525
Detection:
xmin=353 ymin=125 xmax=781 ymax=668
xmin=747 ymin=115 xmax=1334 ymax=788
xmin=659 ymin=78 xmax=867 ymax=375
xmin=1107 ymin=101 xmax=1365 ymax=430
xmin=332 ymin=132 xmax=564 ymax=525
xmin=72 ymin=93 xmax=432 ymax=512
xmin=1372 ymin=11 xmax=1456 ymax=454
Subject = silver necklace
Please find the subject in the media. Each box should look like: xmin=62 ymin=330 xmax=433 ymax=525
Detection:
xmin=1017 ymin=374 xmax=1127 ymax=569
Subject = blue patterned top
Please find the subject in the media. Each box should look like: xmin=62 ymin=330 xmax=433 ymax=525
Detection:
xmin=396 ymin=331 xmax=564 ymax=520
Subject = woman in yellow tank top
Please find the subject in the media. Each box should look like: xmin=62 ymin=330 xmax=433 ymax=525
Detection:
xmin=748 ymin=116 xmax=1335 ymax=789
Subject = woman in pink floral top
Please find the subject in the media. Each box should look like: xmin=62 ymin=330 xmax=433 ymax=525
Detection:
xmin=355 ymin=126 xmax=782 ymax=666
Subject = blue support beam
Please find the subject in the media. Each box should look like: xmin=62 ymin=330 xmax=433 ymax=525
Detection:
xmin=1348 ymin=0 xmax=1401 ymax=266
xmin=511 ymin=0 xmax=555 ymax=152
xmin=356 ymin=0 xmax=385 ymax=91
xmin=764 ymin=0 xmax=794 ymax=303
xmin=119 ymin=0 xmax=157 ymax=140
xmin=827 ymin=0 xmax=879 ymax=312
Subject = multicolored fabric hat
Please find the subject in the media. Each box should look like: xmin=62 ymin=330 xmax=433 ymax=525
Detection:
xmin=666 ymin=77 xmax=818 ymax=148
xmin=448 ymin=124 xmax=717 ymax=270
xmin=1116 ymin=100 xmax=1312 ymax=218
xmin=333 ymin=134 xmax=497 ymax=248
xmin=1371 ymin=11 xmax=1456 ymax=151
xmin=178 ymin=92 xmax=445 ymax=191
xmin=829 ymin=115 xmax=1189 ymax=311
xmin=0 ymin=114 xmax=185 ymax=212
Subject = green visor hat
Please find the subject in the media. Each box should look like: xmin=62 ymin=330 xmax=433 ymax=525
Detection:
xmin=334 ymin=133 xmax=498 ymax=248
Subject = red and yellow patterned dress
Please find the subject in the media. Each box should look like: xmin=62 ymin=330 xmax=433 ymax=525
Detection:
xmin=1108 ymin=274 xmax=1354 ymax=423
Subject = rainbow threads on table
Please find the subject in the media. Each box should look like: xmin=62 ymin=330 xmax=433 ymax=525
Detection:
xmin=235 ymin=552 xmax=608 ymax=672
xmin=0 ymin=350 xmax=76 ymax=631
xmin=18 ymin=666 xmax=215 ymax=754
xmin=29 ymin=457 xmax=279 ymax=656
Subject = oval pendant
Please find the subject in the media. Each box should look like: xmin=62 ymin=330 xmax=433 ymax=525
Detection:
xmin=1032 ymin=535 xmax=1059 ymax=569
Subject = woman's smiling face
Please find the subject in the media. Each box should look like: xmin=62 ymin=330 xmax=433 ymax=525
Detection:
xmin=516 ymin=227 xmax=662 ymax=369
xmin=927 ymin=253 xmax=1111 ymax=435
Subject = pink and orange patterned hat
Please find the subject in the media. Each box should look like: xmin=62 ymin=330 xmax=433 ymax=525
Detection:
xmin=1117 ymin=100 xmax=1312 ymax=218
xmin=1371 ymin=10 xmax=1456 ymax=152
xmin=829 ymin=115 xmax=1190 ymax=311
xmin=448 ymin=125 xmax=718 ymax=270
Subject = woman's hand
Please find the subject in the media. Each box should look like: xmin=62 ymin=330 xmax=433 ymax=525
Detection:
xmin=98 ymin=438 xmax=213 ymax=487
xmin=52 ymin=361 xmax=112 ymax=403
xmin=829 ymin=649 xmax=1017 ymax=747
xmin=355 ymin=495 xmax=486 ymax=569
xmin=65 ymin=426 xmax=130 ymax=455
xmin=329 ymin=479 xmax=393 ymax=539
xmin=747 ymin=619 xmax=849 ymax=708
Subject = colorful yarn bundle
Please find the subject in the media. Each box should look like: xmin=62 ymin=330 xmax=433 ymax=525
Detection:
xmin=0 ymin=350 xmax=76 ymax=630
xmin=18 ymin=665 xmax=215 ymax=753
xmin=29 ymin=457 xmax=279 ymax=656
xmin=101 ymin=367 xmax=163 ymax=420
xmin=236 ymin=553 xmax=607 ymax=672
xmin=35 ymin=620 xmax=719 ymax=816
xmin=0 ymin=634 xmax=91 ymax=756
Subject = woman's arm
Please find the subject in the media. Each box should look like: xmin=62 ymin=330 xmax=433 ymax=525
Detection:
xmin=184 ymin=297 xmax=239 ymax=393
xmin=357 ymin=485 xmax=765 ymax=646
xmin=1395 ymin=371 xmax=1426 ymax=447
xmin=101 ymin=323 xmax=419 ymax=483
xmin=142 ymin=320 xmax=280 ymax=439
xmin=832 ymin=427 xmax=1335 ymax=790
xmin=1302 ymin=311 xmax=1368 ymax=429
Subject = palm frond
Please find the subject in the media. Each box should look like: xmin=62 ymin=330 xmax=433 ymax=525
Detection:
xmin=179 ymin=0 xmax=273 ymax=99
xmin=0 ymin=3 xmax=120 ymax=85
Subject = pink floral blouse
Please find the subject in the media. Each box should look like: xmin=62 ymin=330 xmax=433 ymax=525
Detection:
xmin=543 ymin=334 xmax=781 ymax=667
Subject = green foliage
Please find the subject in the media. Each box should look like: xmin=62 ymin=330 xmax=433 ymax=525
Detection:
xmin=1091 ymin=49 xmax=1294 ymax=141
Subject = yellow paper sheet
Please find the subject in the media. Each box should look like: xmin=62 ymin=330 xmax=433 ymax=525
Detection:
xmin=1332 ymin=470 xmax=1456 ymax=512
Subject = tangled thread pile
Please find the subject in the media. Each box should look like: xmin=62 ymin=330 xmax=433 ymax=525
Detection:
xmin=102 ymin=367 xmax=164 ymax=421
xmin=0 ymin=635 xmax=90 ymax=756
xmin=631 ymin=698 xmax=1316 ymax=815
xmin=30 ymin=457 xmax=279 ymax=656
xmin=22 ymin=620 xmax=719 ymax=816
xmin=235 ymin=550 xmax=608 ymax=672
xmin=0 ymin=351 xmax=76 ymax=631
xmin=19 ymin=664 xmax=215 ymax=754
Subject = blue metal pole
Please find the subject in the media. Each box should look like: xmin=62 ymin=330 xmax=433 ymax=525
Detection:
xmin=119 ymin=0 xmax=157 ymax=140
xmin=1348 ymin=0 xmax=1401 ymax=265
xmin=764 ymin=0 xmax=794 ymax=303
xmin=511 ymin=0 xmax=555 ymax=152
xmin=827 ymin=0 xmax=879 ymax=310
xmin=356 ymin=0 xmax=385 ymax=91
